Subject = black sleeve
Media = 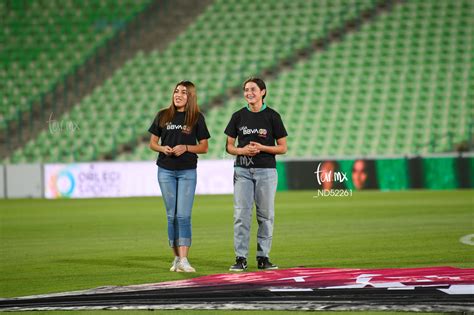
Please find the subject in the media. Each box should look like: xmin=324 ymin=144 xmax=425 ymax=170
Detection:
xmin=272 ymin=112 xmax=288 ymax=140
xmin=196 ymin=113 xmax=211 ymax=141
xmin=224 ymin=112 xmax=238 ymax=138
xmin=148 ymin=112 xmax=162 ymax=137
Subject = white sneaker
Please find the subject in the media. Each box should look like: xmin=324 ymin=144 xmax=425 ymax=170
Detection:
xmin=177 ymin=258 xmax=196 ymax=272
xmin=169 ymin=257 xmax=179 ymax=272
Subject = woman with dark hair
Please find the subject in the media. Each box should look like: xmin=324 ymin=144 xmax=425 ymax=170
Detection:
xmin=148 ymin=81 xmax=210 ymax=272
xmin=224 ymin=77 xmax=288 ymax=271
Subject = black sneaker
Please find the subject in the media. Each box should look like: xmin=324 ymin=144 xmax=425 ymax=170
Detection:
xmin=257 ymin=256 xmax=278 ymax=270
xmin=229 ymin=256 xmax=247 ymax=272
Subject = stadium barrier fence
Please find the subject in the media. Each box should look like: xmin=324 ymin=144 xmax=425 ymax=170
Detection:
xmin=1 ymin=153 xmax=472 ymax=199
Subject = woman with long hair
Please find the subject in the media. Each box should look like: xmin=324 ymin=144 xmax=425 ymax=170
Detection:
xmin=149 ymin=81 xmax=210 ymax=272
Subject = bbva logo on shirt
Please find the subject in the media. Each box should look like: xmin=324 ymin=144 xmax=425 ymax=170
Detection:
xmin=166 ymin=122 xmax=191 ymax=133
xmin=239 ymin=126 xmax=268 ymax=137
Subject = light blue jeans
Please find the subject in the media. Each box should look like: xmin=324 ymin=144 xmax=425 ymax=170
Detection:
xmin=233 ymin=167 xmax=278 ymax=258
xmin=158 ymin=167 xmax=197 ymax=247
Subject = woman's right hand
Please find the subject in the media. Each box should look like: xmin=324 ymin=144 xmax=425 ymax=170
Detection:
xmin=161 ymin=146 xmax=173 ymax=156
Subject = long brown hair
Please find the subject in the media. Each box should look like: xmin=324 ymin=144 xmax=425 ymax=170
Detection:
xmin=156 ymin=81 xmax=200 ymax=130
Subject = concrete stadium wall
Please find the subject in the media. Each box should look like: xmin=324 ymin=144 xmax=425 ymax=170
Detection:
xmin=5 ymin=164 xmax=43 ymax=198
xmin=0 ymin=165 xmax=5 ymax=198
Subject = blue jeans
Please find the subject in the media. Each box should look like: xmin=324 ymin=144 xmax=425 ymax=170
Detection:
xmin=233 ymin=167 xmax=278 ymax=258
xmin=158 ymin=167 xmax=197 ymax=247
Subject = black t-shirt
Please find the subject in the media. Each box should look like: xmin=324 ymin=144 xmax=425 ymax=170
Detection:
xmin=224 ymin=106 xmax=287 ymax=168
xmin=148 ymin=111 xmax=210 ymax=170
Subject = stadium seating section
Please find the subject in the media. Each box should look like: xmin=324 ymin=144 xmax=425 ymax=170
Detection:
xmin=1 ymin=0 xmax=152 ymax=127
xmin=202 ymin=0 xmax=473 ymax=158
xmin=4 ymin=0 xmax=473 ymax=163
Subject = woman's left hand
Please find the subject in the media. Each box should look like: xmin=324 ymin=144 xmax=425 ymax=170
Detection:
xmin=172 ymin=145 xmax=187 ymax=156
xmin=249 ymin=141 xmax=266 ymax=152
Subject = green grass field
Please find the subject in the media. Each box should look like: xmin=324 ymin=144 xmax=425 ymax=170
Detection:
xmin=1 ymin=190 xmax=472 ymax=315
